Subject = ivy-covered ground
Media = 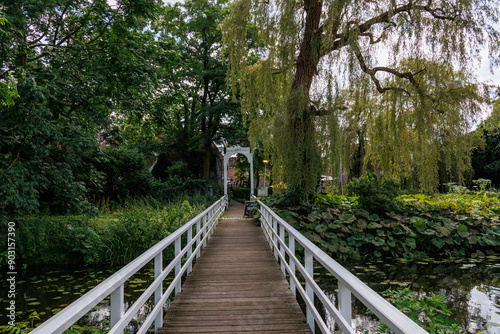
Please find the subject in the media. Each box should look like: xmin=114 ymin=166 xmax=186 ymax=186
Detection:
xmin=266 ymin=191 xmax=500 ymax=262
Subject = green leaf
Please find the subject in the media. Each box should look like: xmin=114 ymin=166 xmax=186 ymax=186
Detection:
xmin=434 ymin=223 xmax=453 ymax=237
xmin=305 ymin=232 xmax=322 ymax=243
xmin=315 ymin=224 xmax=327 ymax=233
xmin=367 ymin=222 xmax=382 ymax=229
xmin=405 ymin=238 xmax=416 ymax=249
xmin=355 ymin=219 xmax=367 ymax=229
xmin=468 ymin=235 xmax=478 ymax=245
xmin=480 ymin=235 xmax=500 ymax=247
xmin=325 ymin=232 xmax=338 ymax=239
xmin=328 ymin=243 xmax=339 ymax=252
xmin=328 ymin=221 xmax=343 ymax=229
xmin=371 ymin=237 xmax=385 ymax=246
xmin=368 ymin=214 xmax=380 ymax=221
xmin=320 ymin=211 xmax=334 ymax=221
xmin=339 ymin=213 xmax=357 ymax=224
xmin=457 ymin=224 xmax=468 ymax=238
xmin=431 ymin=238 xmax=445 ymax=249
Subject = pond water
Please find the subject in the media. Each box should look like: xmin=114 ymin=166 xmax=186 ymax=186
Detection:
xmin=317 ymin=255 xmax=500 ymax=334
xmin=1 ymin=256 xmax=499 ymax=333
xmin=0 ymin=263 xmax=174 ymax=332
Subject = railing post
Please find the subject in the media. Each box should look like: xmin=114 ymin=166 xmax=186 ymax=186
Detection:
xmin=289 ymin=235 xmax=296 ymax=297
xmin=175 ymin=236 xmax=181 ymax=296
xmin=196 ymin=218 xmax=201 ymax=259
xmin=338 ymin=282 xmax=352 ymax=333
xmin=263 ymin=210 xmax=271 ymax=244
xmin=187 ymin=224 xmax=193 ymax=275
xmin=110 ymin=284 xmax=124 ymax=329
xmin=264 ymin=210 xmax=273 ymax=241
xmin=203 ymin=214 xmax=207 ymax=248
xmin=154 ymin=253 xmax=163 ymax=330
xmin=272 ymin=217 xmax=278 ymax=260
xmin=209 ymin=207 xmax=214 ymax=238
xmin=305 ymin=250 xmax=315 ymax=333
xmin=279 ymin=224 xmax=285 ymax=275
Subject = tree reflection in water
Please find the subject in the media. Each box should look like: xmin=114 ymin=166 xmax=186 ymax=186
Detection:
xmin=314 ymin=256 xmax=500 ymax=333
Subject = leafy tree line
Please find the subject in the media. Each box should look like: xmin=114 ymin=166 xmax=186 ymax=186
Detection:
xmin=0 ymin=0 xmax=240 ymax=220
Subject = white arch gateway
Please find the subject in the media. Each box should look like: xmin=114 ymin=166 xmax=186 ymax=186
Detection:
xmin=223 ymin=146 xmax=254 ymax=199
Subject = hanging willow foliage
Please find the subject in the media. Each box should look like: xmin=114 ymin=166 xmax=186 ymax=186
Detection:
xmin=221 ymin=0 xmax=499 ymax=199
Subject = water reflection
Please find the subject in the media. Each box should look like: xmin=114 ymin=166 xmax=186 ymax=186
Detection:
xmin=315 ymin=257 xmax=500 ymax=334
xmin=0 ymin=264 xmax=173 ymax=332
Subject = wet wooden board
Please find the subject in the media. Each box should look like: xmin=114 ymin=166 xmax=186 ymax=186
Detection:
xmin=157 ymin=203 xmax=311 ymax=334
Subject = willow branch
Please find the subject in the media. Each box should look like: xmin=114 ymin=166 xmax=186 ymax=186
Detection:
xmin=320 ymin=2 xmax=457 ymax=57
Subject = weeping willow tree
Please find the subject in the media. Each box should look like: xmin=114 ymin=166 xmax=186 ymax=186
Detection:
xmin=221 ymin=0 xmax=499 ymax=200
xmin=352 ymin=59 xmax=485 ymax=192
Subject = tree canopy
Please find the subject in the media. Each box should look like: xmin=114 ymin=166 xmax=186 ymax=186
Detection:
xmin=222 ymin=0 xmax=500 ymax=199
xmin=0 ymin=0 xmax=164 ymax=217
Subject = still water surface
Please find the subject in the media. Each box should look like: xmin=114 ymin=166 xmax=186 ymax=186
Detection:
xmin=318 ymin=256 xmax=500 ymax=333
xmin=1 ymin=256 xmax=499 ymax=333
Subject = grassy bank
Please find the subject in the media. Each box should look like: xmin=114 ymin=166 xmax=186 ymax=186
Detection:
xmin=1 ymin=194 xmax=218 ymax=267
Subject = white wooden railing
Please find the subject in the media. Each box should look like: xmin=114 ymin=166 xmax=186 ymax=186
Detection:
xmin=252 ymin=197 xmax=428 ymax=334
xmin=31 ymin=195 xmax=228 ymax=334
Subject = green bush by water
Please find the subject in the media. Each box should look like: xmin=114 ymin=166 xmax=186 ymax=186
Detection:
xmin=265 ymin=187 xmax=500 ymax=261
xmin=1 ymin=198 xmax=207 ymax=267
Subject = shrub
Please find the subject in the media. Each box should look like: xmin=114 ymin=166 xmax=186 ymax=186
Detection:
xmin=94 ymin=147 xmax=154 ymax=202
xmin=99 ymin=200 xmax=199 ymax=265
xmin=347 ymin=173 xmax=400 ymax=213
xmin=1 ymin=198 xmax=209 ymax=267
xmin=231 ymin=186 xmax=251 ymax=201
xmin=8 ymin=215 xmax=104 ymax=265
xmin=152 ymin=177 xmax=222 ymax=202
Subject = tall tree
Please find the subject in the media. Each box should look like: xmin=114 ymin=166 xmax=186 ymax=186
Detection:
xmin=222 ymin=0 xmax=499 ymax=200
xmin=472 ymin=98 xmax=500 ymax=187
xmin=152 ymin=0 xmax=242 ymax=180
xmin=0 ymin=0 xmax=163 ymax=217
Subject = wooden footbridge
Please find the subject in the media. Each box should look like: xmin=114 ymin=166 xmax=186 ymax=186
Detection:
xmin=158 ymin=201 xmax=310 ymax=333
xmin=32 ymin=196 xmax=428 ymax=334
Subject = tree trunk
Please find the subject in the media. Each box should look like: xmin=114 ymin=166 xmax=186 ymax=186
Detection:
xmin=202 ymin=143 xmax=211 ymax=179
xmin=283 ymin=0 xmax=323 ymax=201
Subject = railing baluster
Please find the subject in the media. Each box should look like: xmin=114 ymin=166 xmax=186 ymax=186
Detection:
xmin=289 ymin=235 xmax=296 ymax=297
xmin=110 ymin=284 xmax=124 ymax=329
xmin=203 ymin=214 xmax=208 ymax=248
xmin=338 ymin=282 xmax=352 ymax=333
xmin=305 ymin=250 xmax=315 ymax=333
xmin=279 ymin=224 xmax=285 ymax=275
xmin=196 ymin=218 xmax=201 ymax=259
xmin=273 ymin=217 xmax=278 ymax=260
xmin=175 ymin=236 xmax=181 ymax=296
xmin=187 ymin=225 xmax=193 ymax=275
xmin=154 ymin=253 xmax=163 ymax=330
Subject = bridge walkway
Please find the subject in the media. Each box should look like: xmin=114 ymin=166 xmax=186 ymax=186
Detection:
xmin=157 ymin=200 xmax=311 ymax=333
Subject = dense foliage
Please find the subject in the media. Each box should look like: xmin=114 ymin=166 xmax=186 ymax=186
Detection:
xmin=472 ymin=100 xmax=500 ymax=188
xmin=222 ymin=0 xmax=499 ymax=199
xmin=0 ymin=0 xmax=240 ymax=222
xmin=347 ymin=173 xmax=400 ymax=213
xmin=2 ymin=196 xmax=213 ymax=267
xmin=0 ymin=0 xmax=165 ymax=219
xmin=268 ymin=185 xmax=500 ymax=261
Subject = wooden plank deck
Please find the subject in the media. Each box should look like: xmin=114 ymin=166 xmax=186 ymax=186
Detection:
xmin=157 ymin=201 xmax=311 ymax=333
